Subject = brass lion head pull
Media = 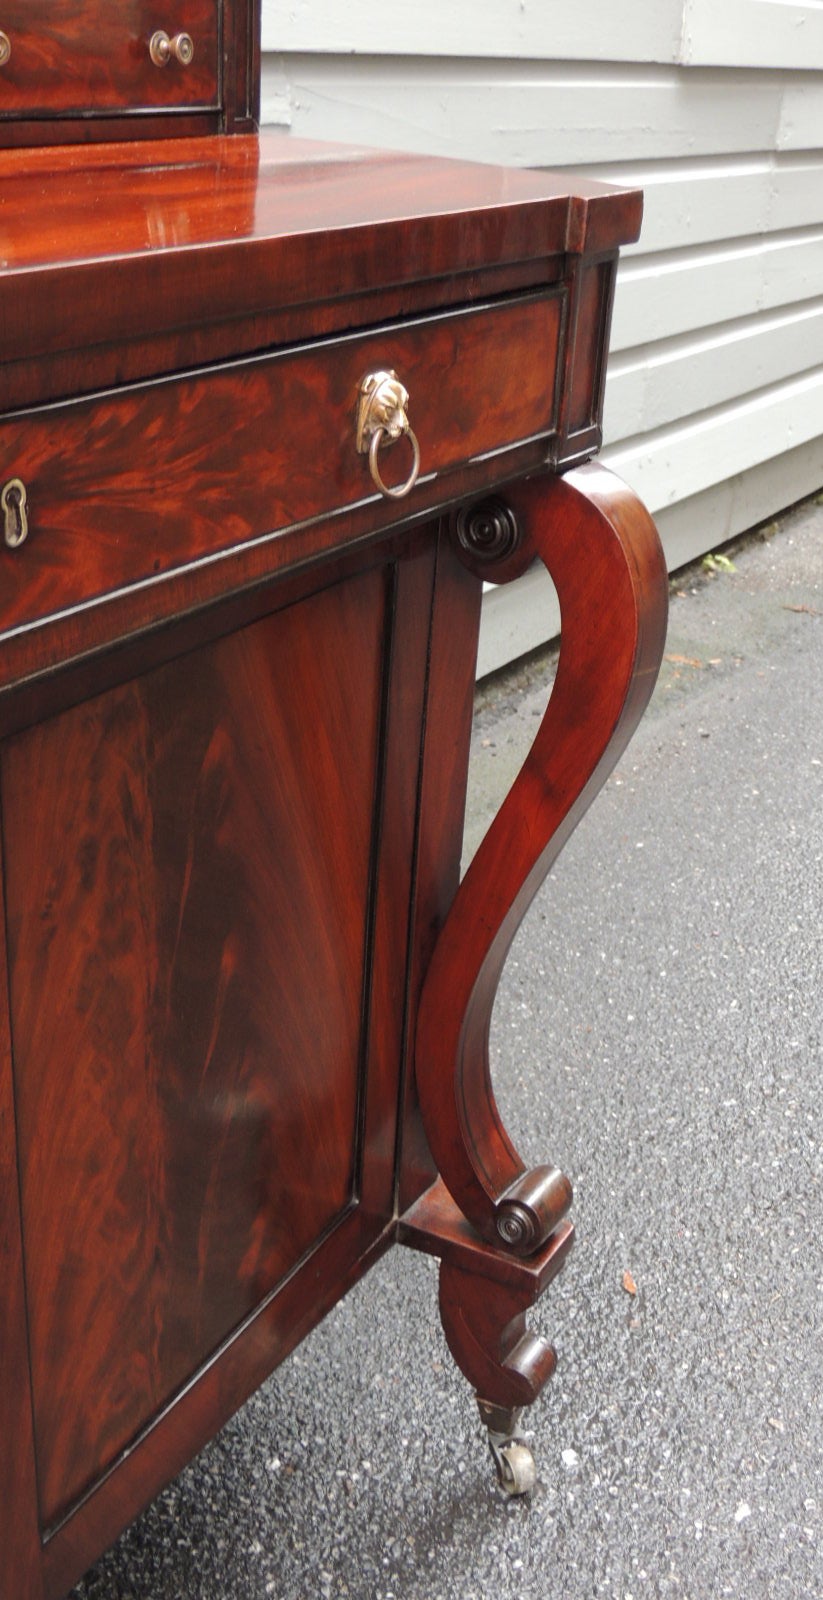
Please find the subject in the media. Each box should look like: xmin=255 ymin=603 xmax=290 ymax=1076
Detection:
xmin=356 ymin=370 xmax=421 ymax=500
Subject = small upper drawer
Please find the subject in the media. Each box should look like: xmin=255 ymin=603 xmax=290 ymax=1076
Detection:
xmin=0 ymin=0 xmax=219 ymax=119
xmin=0 ymin=292 xmax=562 ymax=640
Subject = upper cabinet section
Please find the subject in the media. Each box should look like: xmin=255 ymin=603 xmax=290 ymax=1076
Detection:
xmin=0 ymin=0 xmax=260 ymax=143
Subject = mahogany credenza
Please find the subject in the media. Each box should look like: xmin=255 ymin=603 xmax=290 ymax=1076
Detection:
xmin=0 ymin=6 xmax=668 ymax=1596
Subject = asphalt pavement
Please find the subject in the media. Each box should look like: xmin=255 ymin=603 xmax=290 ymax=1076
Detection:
xmin=72 ymin=495 xmax=823 ymax=1600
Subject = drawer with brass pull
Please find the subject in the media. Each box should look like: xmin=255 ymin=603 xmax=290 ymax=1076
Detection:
xmin=0 ymin=0 xmax=219 ymax=123
xmin=0 ymin=291 xmax=563 ymax=643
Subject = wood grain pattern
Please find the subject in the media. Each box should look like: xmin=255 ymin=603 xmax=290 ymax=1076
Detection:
xmin=0 ymin=0 xmax=219 ymax=118
xmin=357 ymin=542 xmax=438 ymax=1222
xmin=0 ymin=115 xmax=655 ymax=1598
xmin=0 ymin=293 xmax=561 ymax=638
xmin=3 ymin=567 xmax=385 ymax=1530
xmin=224 ymin=0 xmax=260 ymax=131
xmin=0 ymin=436 xmax=551 ymax=699
xmin=396 ymin=529 xmax=482 ymax=1216
xmin=0 ymin=133 xmax=642 ymax=377
xmin=43 ymin=1209 xmax=393 ymax=1600
xmin=414 ymin=464 xmax=668 ymax=1251
xmin=0 ymin=852 xmax=45 ymax=1598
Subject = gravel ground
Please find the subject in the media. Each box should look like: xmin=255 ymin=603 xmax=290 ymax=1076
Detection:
xmin=72 ymin=496 xmax=823 ymax=1600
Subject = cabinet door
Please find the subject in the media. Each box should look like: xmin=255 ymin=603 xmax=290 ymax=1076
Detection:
xmin=0 ymin=0 xmax=220 ymax=119
xmin=2 ymin=565 xmax=387 ymax=1533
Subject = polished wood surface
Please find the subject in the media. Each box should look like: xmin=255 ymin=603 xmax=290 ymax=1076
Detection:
xmin=0 ymin=0 xmax=219 ymax=117
xmin=0 ymin=133 xmax=641 ymax=403
xmin=414 ymin=464 xmax=669 ymax=1252
xmin=0 ymin=292 xmax=561 ymax=637
xmin=0 ymin=135 xmax=640 ymax=273
xmin=0 ymin=871 xmax=45 ymax=1599
xmin=0 ymin=73 xmax=664 ymax=1593
xmin=400 ymin=1178 xmax=574 ymax=1409
xmin=0 ymin=0 xmax=259 ymax=145
xmin=5 ymin=570 xmax=385 ymax=1530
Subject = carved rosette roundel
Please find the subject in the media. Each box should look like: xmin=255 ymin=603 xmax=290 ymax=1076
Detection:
xmin=495 ymin=1202 xmax=535 ymax=1250
xmin=454 ymin=496 xmax=523 ymax=571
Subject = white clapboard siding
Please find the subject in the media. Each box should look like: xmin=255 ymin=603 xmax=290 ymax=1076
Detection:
xmin=684 ymin=0 xmax=823 ymax=71
xmin=605 ymin=300 xmax=823 ymax=443
xmin=603 ymin=366 xmax=823 ymax=513
xmin=611 ymin=230 xmax=823 ymax=349
xmin=262 ymin=5 xmax=823 ymax=674
xmin=269 ymin=0 xmax=823 ymax=73
xmin=265 ymin=1 xmax=685 ymax=65
xmin=261 ymin=58 xmax=816 ymax=166
xmin=779 ymin=79 xmax=823 ymax=149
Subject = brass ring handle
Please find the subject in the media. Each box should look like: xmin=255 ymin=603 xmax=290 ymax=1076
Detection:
xmin=149 ymin=30 xmax=195 ymax=66
xmin=368 ymin=425 xmax=421 ymax=500
xmin=0 ymin=31 xmax=11 ymax=66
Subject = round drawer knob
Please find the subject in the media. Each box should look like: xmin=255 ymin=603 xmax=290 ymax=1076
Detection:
xmin=356 ymin=370 xmax=422 ymax=501
xmin=0 ymin=31 xmax=12 ymax=66
xmin=149 ymin=30 xmax=195 ymax=67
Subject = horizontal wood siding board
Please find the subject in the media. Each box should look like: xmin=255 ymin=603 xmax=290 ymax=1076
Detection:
xmin=646 ymin=435 xmax=823 ymax=573
xmin=603 ymin=367 xmax=823 ymax=513
xmin=261 ymin=57 xmax=823 ymax=164
xmin=611 ymin=230 xmax=823 ymax=350
xmin=604 ymin=300 xmax=823 ymax=443
xmin=267 ymin=0 xmax=823 ymax=71
xmin=684 ymin=0 xmax=823 ymax=71
xmin=778 ymin=80 xmax=823 ymax=151
xmin=263 ymin=2 xmax=685 ymax=63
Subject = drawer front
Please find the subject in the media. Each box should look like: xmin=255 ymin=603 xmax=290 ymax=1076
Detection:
xmin=0 ymin=292 xmax=562 ymax=637
xmin=0 ymin=0 xmax=219 ymax=118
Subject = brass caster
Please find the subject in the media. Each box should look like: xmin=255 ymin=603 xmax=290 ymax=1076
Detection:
xmin=478 ymin=1399 xmax=538 ymax=1496
xmin=493 ymin=1438 xmax=537 ymax=1496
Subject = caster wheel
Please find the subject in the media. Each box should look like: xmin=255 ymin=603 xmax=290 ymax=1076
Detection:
xmin=494 ymin=1439 xmax=537 ymax=1496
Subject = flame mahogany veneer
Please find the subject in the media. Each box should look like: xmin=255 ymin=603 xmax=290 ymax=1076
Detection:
xmin=0 ymin=9 xmax=667 ymax=1593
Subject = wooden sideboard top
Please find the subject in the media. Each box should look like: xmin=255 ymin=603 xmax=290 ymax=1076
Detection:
xmin=0 ymin=133 xmax=641 ymax=404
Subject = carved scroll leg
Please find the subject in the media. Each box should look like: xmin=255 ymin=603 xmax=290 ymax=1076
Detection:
xmin=415 ymin=463 xmax=669 ymax=1253
xmin=403 ymin=465 xmax=667 ymax=1482
xmin=398 ymin=1178 xmax=574 ymax=1492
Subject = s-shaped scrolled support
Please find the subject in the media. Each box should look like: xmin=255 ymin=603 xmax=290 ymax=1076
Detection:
xmin=414 ymin=462 xmax=668 ymax=1258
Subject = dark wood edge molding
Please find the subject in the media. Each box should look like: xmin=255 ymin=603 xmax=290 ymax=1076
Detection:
xmin=0 ymin=113 xmax=221 ymax=150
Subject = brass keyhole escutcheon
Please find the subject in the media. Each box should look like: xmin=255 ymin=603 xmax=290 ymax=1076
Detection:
xmin=149 ymin=30 xmax=195 ymax=67
xmin=0 ymin=31 xmax=11 ymax=66
xmin=2 ymin=478 xmax=28 ymax=549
